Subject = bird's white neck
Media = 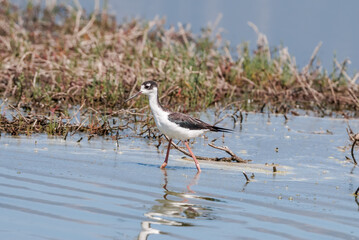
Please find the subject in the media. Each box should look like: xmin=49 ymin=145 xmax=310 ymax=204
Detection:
xmin=148 ymin=92 xmax=167 ymax=117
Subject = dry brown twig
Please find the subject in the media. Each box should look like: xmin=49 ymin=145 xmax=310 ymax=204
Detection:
xmin=242 ymin=171 xmax=250 ymax=182
xmin=163 ymin=135 xmax=248 ymax=163
xmin=8 ymin=104 xmax=29 ymax=124
xmin=76 ymin=0 xmax=99 ymax=38
xmin=334 ymin=58 xmax=352 ymax=83
xmin=207 ymin=142 xmax=245 ymax=162
xmin=350 ymin=133 xmax=359 ymax=165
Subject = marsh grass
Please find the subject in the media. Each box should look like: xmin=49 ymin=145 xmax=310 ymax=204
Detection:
xmin=1 ymin=0 xmax=359 ymax=137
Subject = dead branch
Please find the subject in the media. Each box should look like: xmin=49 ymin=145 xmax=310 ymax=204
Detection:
xmin=207 ymin=142 xmax=245 ymax=162
xmin=164 ymin=135 xmax=249 ymax=163
xmin=347 ymin=125 xmax=355 ymax=141
xmin=351 ymin=137 xmax=358 ymax=165
xmin=8 ymin=105 xmax=29 ymax=123
xmin=242 ymin=171 xmax=250 ymax=182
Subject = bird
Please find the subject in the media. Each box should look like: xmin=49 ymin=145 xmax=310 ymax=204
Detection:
xmin=125 ymin=81 xmax=232 ymax=172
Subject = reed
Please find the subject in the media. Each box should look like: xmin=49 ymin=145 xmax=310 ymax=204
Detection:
xmin=1 ymin=1 xmax=359 ymax=138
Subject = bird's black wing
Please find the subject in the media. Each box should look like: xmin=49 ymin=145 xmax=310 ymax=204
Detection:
xmin=168 ymin=112 xmax=211 ymax=130
xmin=168 ymin=112 xmax=232 ymax=132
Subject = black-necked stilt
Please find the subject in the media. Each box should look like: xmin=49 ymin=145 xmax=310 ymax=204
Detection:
xmin=125 ymin=81 xmax=232 ymax=172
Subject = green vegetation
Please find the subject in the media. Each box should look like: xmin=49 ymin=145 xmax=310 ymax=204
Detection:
xmin=0 ymin=1 xmax=359 ymax=136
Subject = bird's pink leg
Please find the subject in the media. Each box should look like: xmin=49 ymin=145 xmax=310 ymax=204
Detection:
xmin=184 ymin=141 xmax=201 ymax=172
xmin=187 ymin=172 xmax=200 ymax=193
xmin=161 ymin=138 xmax=172 ymax=169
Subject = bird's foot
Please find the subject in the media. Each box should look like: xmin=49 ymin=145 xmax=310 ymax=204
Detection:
xmin=160 ymin=162 xmax=167 ymax=169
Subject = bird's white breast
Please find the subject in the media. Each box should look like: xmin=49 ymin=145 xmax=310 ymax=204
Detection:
xmin=148 ymin=95 xmax=206 ymax=140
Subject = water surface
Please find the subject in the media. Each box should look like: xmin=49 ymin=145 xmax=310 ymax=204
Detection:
xmin=1 ymin=112 xmax=359 ymax=239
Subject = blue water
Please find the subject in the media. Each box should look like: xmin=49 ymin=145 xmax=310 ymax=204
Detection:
xmin=1 ymin=112 xmax=359 ymax=239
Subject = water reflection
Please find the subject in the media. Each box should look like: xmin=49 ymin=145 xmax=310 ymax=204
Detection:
xmin=138 ymin=170 xmax=214 ymax=239
xmin=240 ymin=181 xmax=250 ymax=192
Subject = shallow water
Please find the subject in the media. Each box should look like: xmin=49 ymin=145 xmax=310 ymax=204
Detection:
xmin=1 ymin=112 xmax=359 ymax=240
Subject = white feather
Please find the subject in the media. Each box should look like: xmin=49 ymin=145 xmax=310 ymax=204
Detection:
xmin=147 ymin=92 xmax=207 ymax=140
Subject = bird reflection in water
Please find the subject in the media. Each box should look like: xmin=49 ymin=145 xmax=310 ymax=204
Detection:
xmin=138 ymin=169 xmax=215 ymax=240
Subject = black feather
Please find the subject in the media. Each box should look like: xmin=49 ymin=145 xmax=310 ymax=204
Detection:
xmin=168 ymin=112 xmax=233 ymax=132
xmin=210 ymin=126 xmax=233 ymax=133
xmin=168 ymin=112 xmax=210 ymax=130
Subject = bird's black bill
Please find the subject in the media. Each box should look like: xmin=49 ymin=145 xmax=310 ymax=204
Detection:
xmin=124 ymin=91 xmax=142 ymax=103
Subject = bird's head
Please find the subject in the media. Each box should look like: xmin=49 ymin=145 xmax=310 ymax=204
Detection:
xmin=125 ymin=80 xmax=158 ymax=103
xmin=139 ymin=80 xmax=158 ymax=96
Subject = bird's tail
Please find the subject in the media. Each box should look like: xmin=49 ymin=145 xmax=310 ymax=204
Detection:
xmin=210 ymin=125 xmax=233 ymax=133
